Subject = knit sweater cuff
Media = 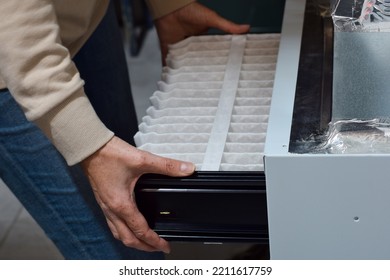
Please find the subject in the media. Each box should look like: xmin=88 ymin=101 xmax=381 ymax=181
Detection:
xmin=35 ymin=88 xmax=114 ymax=165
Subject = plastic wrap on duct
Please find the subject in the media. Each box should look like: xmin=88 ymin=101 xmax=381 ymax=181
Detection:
xmin=316 ymin=119 xmax=390 ymax=154
xmin=331 ymin=0 xmax=390 ymax=31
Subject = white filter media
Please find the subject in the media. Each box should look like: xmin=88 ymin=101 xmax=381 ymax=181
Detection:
xmin=134 ymin=34 xmax=280 ymax=171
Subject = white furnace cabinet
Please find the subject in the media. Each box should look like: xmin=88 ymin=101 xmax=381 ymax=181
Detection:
xmin=134 ymin=0 xmax=390 ymax=259
xmin=266 ymin=0 xmax=390 ymax=259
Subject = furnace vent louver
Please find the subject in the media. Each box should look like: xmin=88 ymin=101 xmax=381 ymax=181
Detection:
xmin=134 ymin=34 xmax=280 ymax=171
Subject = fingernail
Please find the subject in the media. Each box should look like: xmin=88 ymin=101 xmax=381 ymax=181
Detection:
xmin=180 ymin=162 xmax=194 ymax=173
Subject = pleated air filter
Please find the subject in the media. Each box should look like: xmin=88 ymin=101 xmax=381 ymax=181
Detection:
xmin=134 ymin=34 xmax=280 ymax=171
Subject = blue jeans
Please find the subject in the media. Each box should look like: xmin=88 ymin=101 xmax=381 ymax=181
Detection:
xmin=0 ymin=2 xmax=162 ymax=260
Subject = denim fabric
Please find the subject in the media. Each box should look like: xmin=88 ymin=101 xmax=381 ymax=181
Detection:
xmin=0 ymin=2 xmax=163 ymax=260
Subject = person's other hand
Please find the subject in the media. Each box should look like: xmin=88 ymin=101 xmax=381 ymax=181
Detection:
xmin=81 ymin=136 xmax=195 ymax=253
xmin=155 ymin=1 xmax=250 ymax=64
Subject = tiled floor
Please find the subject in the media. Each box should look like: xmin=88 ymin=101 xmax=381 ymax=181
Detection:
xmin=0 ymin=28 xmax=263 ymax=260
xmin=0 ymin=178 xmax=63 ymax=260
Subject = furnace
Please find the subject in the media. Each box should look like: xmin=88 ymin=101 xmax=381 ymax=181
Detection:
xmin=134 ymin=0 xmax=390 ymax=259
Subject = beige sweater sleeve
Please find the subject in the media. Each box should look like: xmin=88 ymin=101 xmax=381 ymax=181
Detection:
xmin=0 ymin=1 xmax=113 ymax=165
xmin=145 ymin=0 xmax=196 ymax=19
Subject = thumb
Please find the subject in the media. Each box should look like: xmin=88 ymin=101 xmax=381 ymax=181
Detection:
xmin=210 ymin=16 xmax=250 ymax=34
xmin=140 ymin=151 xmax=195 ymax=177
xmin=190 ymin=3 xmax=250 ymax=34
xmin=201 ymin=6 xmax=250 ymax=34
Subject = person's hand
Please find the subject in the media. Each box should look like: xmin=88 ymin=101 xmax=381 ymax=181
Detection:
xmin=81 ymin=136 xmax=195 ymax=253
xmin=155 ymin=1 xmax=250 ymax=64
